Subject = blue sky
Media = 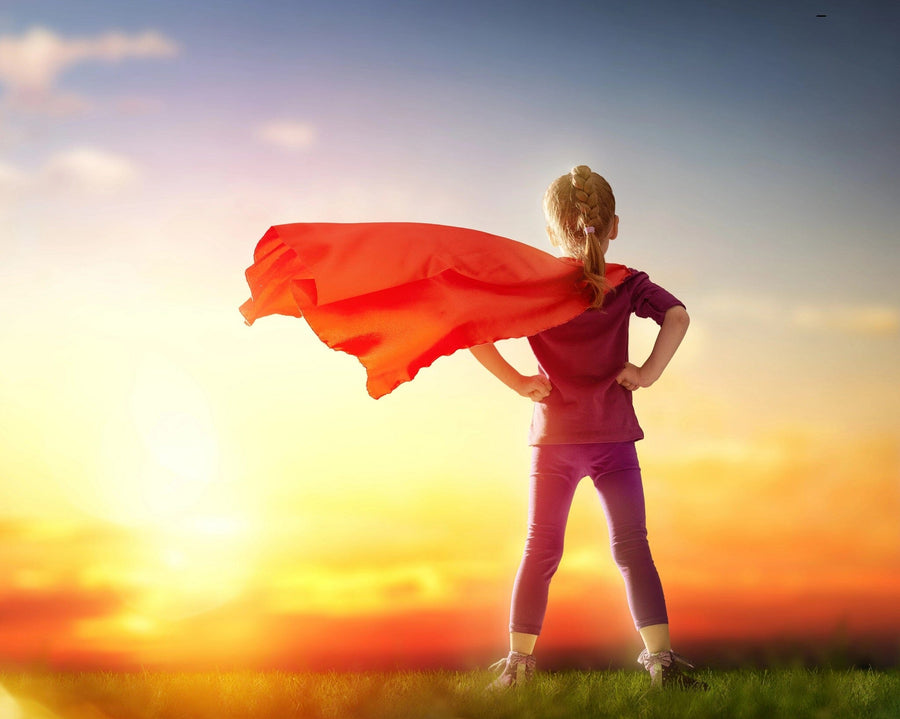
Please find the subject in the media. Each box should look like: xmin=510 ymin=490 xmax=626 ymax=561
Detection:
xmin=4 ymin=1 xmax=895 ymax=264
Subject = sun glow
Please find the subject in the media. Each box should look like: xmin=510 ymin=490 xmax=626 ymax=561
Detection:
xmin=130 ymin=516 xmax=257 ymax=620
xmin=69 ymin=352 xmax=220 ymax=527
xmin=52 ymin=352 xmax=262 ymax=623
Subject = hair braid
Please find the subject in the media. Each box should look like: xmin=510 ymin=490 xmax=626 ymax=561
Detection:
xmin=571 ymin=165 xmax=608 ymax=234
xmin=543 ymin=164 xmax=616 ymax=308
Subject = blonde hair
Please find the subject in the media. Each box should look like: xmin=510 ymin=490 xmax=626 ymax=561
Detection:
xmin=543 ymin=165 xmax=616 ymax=308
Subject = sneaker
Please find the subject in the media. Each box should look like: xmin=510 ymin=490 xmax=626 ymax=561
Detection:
xmin=486 ymin=650 xmax=536 ymax=690
xmin=637 ymin=649 xmax=709 ymax=690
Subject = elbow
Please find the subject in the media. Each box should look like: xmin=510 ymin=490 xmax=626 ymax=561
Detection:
xmin=667 ymin=305 xmax=690 ymax=328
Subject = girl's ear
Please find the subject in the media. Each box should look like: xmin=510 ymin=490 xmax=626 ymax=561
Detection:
xmin=609 ymin=215 xmax=619 ymax=240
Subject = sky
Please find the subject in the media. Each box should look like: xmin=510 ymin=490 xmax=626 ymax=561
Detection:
xmin=0 ymin=0 xmax=898 ymax=671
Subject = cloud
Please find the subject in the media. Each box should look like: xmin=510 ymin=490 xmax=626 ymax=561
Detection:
xmin=701 ymin=293 xmax=899 ymax=337
xmin=0 ymin=147 xmax=142 ymax=203
xmin=0 ymin=587 xmax=123 ymax=626
xmin=0 ymin=26 xmax=179 ymax=114
xmin=0 ymin=25 xmax=179 ymax=92
xmin=255 ymin=120 xmax=317 ymax=151
xmin=41 ymin=146 xmax=141 ymax=194
xmin=700 ymin=294 xmax=781 ymax=324
xmin=790 ymin=304 xmax=899 ymax=336
xmin=268 ymin=562 xmax=449 ymax=614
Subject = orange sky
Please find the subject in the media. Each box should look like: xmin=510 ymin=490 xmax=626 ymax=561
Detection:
xmin=1 ymin=409 xmax=897 ymax=670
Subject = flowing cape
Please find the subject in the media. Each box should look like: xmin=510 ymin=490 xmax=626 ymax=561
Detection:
xmin=239 ymin=222 xmax=632 ymax=398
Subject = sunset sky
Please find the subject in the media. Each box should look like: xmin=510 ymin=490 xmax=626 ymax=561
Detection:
xmin=0 ymin=1 xmax=898 ymax=671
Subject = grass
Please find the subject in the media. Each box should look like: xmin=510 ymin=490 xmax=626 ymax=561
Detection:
xmin=1 ymin=668 xmax=898 ymax=719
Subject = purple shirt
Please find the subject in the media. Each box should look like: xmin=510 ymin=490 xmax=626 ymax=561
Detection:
xmin=526 ymin=269 xmax=684 ymax=445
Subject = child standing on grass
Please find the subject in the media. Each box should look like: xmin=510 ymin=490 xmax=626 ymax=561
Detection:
xmin=470 ymin=165 xmax=706 ymax=690
xmin=240 ymin=164 xmax=708 ymax=689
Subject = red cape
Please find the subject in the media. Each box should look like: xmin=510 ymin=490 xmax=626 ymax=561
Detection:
xmin=240 ymin=222 xmax=632 ymax=398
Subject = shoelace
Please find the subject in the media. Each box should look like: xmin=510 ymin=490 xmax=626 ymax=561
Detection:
xmin=488 ymin=657 xmax=507 ymax=673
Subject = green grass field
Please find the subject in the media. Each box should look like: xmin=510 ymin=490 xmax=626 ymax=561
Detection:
xmin=1 ymin=668 xmax=898 ymax=719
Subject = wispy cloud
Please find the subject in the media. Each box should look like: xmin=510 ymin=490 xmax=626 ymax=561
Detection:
xmin=790 ymin=304 xmax=899 ymax=336
xmin=701 ymin=293 xmax=899 ymax=337
xmin=0 ymin=146 xmax=142 ymax=200
xmin=40 ymin=146 xmax=141 ymax=194
xmin=0 ymin=26 xmax=179 ymax=114
xmin=255 ymin=120 xmax=317 ymax=151
xmin=699 ymin=294 xmax=781 ymax=325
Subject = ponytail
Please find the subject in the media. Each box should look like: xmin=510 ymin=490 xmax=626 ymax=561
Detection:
xmin=581 ymin=226 xmax=608 ymax=308
xmin=543 ymin=165 xmax=616 ymax=309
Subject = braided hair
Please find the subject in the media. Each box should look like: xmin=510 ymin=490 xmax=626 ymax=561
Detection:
xmin=543 ymin=165 xmax=616 ymax=308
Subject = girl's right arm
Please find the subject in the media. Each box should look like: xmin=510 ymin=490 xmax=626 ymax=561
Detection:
xmin=469 ymin=343 xmax=552 ymax=401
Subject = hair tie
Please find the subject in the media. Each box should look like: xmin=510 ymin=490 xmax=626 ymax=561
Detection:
xmin=584 ymin=226 xmax=595 ymax=235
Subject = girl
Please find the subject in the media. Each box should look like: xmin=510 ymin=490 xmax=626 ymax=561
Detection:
xmin=239 ymin=165 xmax=705 ymax=689
xmin=470 ymin=165 xmax=705 ymax=690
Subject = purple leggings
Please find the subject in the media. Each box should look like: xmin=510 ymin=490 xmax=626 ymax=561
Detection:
xmin=509 ymin=441 xmax=668 ymax=634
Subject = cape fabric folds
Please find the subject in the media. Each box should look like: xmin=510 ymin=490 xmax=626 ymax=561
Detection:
xmin=239 ymin=222 xmax=629 ymax=399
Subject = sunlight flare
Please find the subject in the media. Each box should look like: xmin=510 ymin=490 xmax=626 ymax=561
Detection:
xmin=72 ymin=352 xmax=220 ymax=527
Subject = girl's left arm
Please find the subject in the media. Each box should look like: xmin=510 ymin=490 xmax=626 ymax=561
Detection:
xmin=617 ymin=305 xmax=690 ymax=391
xmin=469 ymin=343 xmax=552 ymax=401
